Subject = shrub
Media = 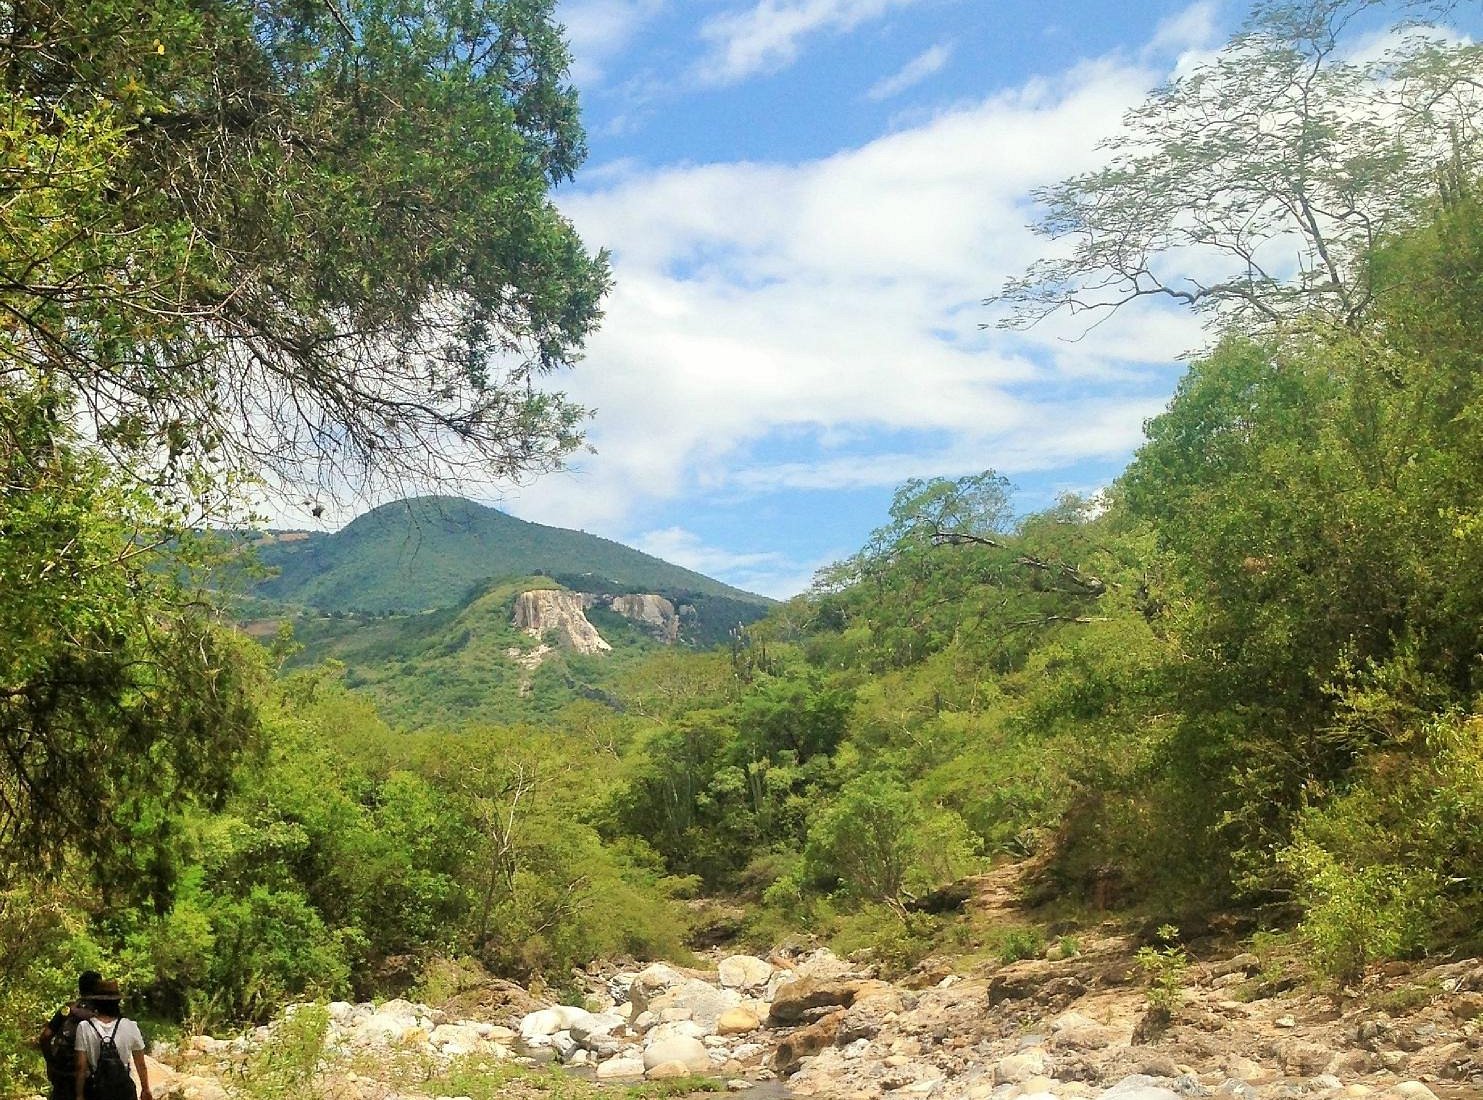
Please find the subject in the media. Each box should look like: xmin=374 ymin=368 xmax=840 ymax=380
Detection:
xmin=230 ymin=1003 xmax=330 ymax=1100
xmin=991 ymin=926 xmax=1044 ymax=965
xmin=1278 ymin=712 xmax=1483 ymax=984
xmin=1135 ymin=925 xmax=1189 ymax=1014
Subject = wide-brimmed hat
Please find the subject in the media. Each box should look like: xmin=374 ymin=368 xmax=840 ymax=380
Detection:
xmin=90 ymin=979 xmax=122 ymax=1002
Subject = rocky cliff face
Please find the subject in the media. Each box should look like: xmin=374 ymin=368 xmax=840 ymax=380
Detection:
xmin=513 ymin=590 xmax=612 ymax=655
xmin=606 ymin=594 xmax=681 ymax=644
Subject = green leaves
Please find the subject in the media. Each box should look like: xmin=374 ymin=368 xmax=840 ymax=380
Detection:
xmin=0 ymin=380 xmax=261 ymax=887
xmin=992 ymin=0 xmax=1483 ymax=335
xmin=2 ymin=0 xmax=608 ymax=497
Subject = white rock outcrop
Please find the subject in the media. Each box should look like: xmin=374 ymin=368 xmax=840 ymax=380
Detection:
xmin=513 ymin=590 xmax=611 ymax=654
xmin=608 ymin=594 xmax=681 ymax=643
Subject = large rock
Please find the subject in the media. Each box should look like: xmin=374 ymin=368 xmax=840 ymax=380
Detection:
xmin=769 ymin=978 xmax=873 ymax=1023
xmin=838 ymin=987 xmax=904 ymax=1043
xmin=717 ymin=1007 xmax=761 ymax=1036
xmin=773 ymin=1010 xmax=847 ymax=1073
xmin=1274 ymin=1039 xmax=1337 ymax=1077
xmin=647 ymin=982 xmax=741 ymax=1033
xmin=642 ymin=1034 xmax=711 ymax=1073
xmin=628 ymin=963 xmax=688 ymax=1015
xmin=607 ymin=594 xmax=681 ymax=644
xmin=1207 ymin=954 xmax=1262 ymax=980
xmin=718 ymin=955 xmax=775 ymax=991
xmin=355 ymin=1002 xmax=425 ymax=1046
xmin=1382 ymin=1085 xmax=1440 ymax=1100
xmin=513 ymin=590 xmax=612 ymax=654
xmin=790 ymin=948 xmax=858 ymax=982
xmin=519 ymin=1005 xmax=596 ymax=1041
xmin=428 ymin=1023 xmax=485 ymax=1056
xmin=646 ymin=1020 xmax=705 ymax=1044
xmin=1097 ymin=1076 xmax=1182 ymax=1100
xmin=646 ymin=1060 xmax=698 ymax=1080
xmin=568 ymin=1011 xmax=627 ymax=1047
xmin=993 ymin=1049 xmax=1050 ymax=1084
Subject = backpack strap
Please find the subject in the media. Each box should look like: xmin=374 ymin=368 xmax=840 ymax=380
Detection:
xmin=84 ymin=1017 xmax=119 ymax=1055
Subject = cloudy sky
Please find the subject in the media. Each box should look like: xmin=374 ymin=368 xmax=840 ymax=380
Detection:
xmin=332 ymin=1 xmax=1459 ymax=598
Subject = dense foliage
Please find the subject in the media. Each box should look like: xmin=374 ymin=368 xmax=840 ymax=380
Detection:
xmin=2 ymin=0 xmax=606 ymax=498
xmin=7 ymin=0 xmax=1483 ymax=1092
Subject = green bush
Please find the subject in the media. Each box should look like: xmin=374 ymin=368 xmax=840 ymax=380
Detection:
xmin=829 ymin=905 xmax=937 ymax=974
xmin=1135 ymin=926 xmax=1189 ymax=1014
xmin=1279 ymin=712 xmax=1483 ymax=984
xmin=804 ymin=773 xmax=981 ymax=909
xmin=230 ymin=1003 xmax=330 ymax=1100
xmin=991 ymin=926 xmax=1044 ymax=965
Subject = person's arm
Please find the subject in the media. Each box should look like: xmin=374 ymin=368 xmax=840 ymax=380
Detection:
xmin=39 ymin=1011 xmax=61 ymax=1050
xmin=132 ymin=1049 xmax=152 ymax=1100
xmin=74 ymin=1049 xmax=88 ymax=1100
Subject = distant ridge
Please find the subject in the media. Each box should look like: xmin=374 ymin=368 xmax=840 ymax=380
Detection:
xmin=251 ymin=495 xmax=771 ymax=614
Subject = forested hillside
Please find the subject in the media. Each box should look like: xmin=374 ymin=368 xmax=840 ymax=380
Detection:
xmin=248 ymin=496 xmax=771 ymax=614
xmin=5 ymin=0 xmax=1483 ymax=1095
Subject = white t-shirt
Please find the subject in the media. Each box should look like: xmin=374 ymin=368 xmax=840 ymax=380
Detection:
xmin=74 ymin=1017 xmax=145 ymax=1082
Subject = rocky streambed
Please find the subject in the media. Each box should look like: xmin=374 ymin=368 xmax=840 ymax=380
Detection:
xmin=74 ymin=937 xmax=1483 ymax=1100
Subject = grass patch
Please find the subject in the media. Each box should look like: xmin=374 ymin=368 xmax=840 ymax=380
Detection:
xmin=1371 ymin=983 xmax=1436 ymax=1016
xmin=624 ymin=1077 xmax=726 ymax=1098
xmin=422 ymin=1058 xmax=723 ymax=1100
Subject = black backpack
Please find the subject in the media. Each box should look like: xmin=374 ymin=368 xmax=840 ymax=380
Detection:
xmin=43 ymin=1006 xmax=88 ymax=1082
xmin=83 ymin=1020 xmax=137 ymax=1100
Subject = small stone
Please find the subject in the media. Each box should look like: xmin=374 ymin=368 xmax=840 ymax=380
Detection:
xmin=1275 ymin=1016 xmax=1297 ymax=1028
xmin=717 ymin=1007 xmax=761 ymax=1035
xmin=646 ymin=1059 xmax=697 ymax=1080
xmin=595 ymin=1056 xmax=646 ymax=1080
xmin=1383 ymin=1085 xmax=1438 ymax=1100
xmin=993 ymin=1050 xmax=1049 ymax=1084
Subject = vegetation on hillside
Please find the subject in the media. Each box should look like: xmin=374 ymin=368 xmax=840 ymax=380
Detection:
xmin=5 ymin=0 xmax=1483 ymax=1092
xmin=248 ymin=497 xmax=772 ymax=615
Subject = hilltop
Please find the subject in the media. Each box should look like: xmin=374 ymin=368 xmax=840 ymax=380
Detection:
xmin=249 ymin=496 xmax=771 ymax=614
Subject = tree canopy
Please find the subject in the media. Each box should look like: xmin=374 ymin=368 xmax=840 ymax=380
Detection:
xmin=990 ymin=0 xmax=1483 ymax=334
xmin=1 ymin=0 xmax=608 ymax=500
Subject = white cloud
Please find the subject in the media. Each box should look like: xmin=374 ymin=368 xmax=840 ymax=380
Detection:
xmin=866 ymin=42 xmax=954 ymax=101
xmin=696 ymin=0 xmax=925 ymax=85
xmin=559 ymin=0 xmax=665 ymax=86
xmin=634 ymin=527 xmax=830 ymax=599
xmin=483 ymin=47 xmax=1207 ymax=551
xmin=1145 ymin=0 xmax=1221 ymax=62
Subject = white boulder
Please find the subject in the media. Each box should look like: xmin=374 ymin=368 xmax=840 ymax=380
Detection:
xmin=718 ymin=956 xmax=775 ymax=991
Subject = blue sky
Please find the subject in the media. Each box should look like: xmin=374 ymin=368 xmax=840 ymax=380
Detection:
xmin=306 ymin=1 xmax=1472 ymax=598
xmin=500 ymin=0 xmax=1225 ymax=597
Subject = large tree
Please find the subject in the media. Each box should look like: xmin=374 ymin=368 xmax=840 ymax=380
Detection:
xmin=990 ymin=0 xmax=1482 ymax=335
xmin=1 ymin=0 xmax=608 ymax=501
xmin=0 ymin=381 xmax=260 ymax=889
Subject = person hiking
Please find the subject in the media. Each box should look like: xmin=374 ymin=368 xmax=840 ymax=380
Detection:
xmin=72 ymin=979 xmax=151 ymax=1100
xmin=39 ymin=971 xmax=102 ymax=1100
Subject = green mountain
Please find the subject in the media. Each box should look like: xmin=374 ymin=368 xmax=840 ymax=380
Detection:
xmin=250 ymin=495 xmax=771 ymax=614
